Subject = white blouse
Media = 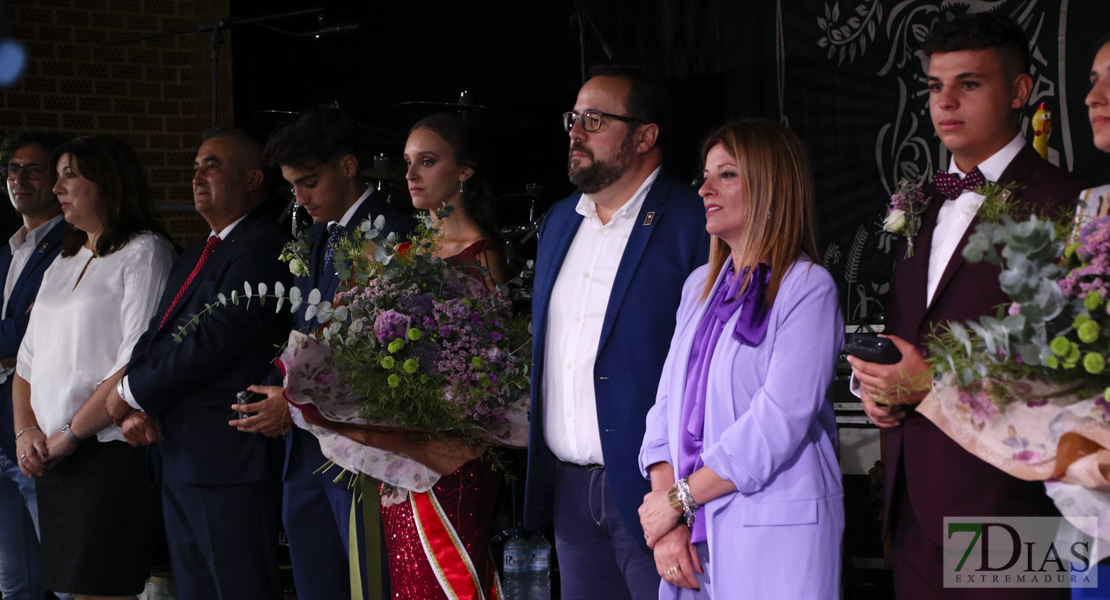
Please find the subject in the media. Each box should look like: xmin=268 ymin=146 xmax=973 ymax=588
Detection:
xmin=16 ymin=232 xmax=175 ymax=443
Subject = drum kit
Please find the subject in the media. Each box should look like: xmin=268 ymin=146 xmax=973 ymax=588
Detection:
xmin=253 ymin=92 xmax=548 ymax=306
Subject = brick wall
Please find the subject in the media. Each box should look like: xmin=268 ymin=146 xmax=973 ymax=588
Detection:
xmin=1 ymin=0 xmax=234 ymax=246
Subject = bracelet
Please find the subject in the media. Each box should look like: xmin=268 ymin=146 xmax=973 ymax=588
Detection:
xmin=13 ymin=425 xmax=39 ymax=441
xmin=675 ymin=477 xmax=699 ymax=528
xmin=61 ymin=422 xmax=83 ymax=446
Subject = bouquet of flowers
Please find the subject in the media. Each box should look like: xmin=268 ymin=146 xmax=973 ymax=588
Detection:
xmin=921 ymin=212 xmax=1110 ymax=553
xmin=281 ymin=217 xmax=531 ymax=492
xmin=183 ymin=215 xmax=531 ymax=493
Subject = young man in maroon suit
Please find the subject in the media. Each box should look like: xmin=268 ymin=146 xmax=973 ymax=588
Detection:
xmin=848 ymin=14 xmax=1086 ymax=600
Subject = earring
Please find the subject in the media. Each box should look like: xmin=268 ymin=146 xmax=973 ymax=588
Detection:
xmin=459 ymin=181 xmax=466 ymax=195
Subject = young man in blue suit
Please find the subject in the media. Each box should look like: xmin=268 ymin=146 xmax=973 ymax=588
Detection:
xmin=247 ymin=106 xmax=416 ymax=600
xmin=0 ymin=131 xmax=68 ymax=600
xmin=524 ymin=65 xmax=709 ymax=599
xmin=104 ymin=129 xmax=293 ymax=600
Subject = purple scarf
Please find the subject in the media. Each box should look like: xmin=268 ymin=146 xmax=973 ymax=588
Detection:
xmin=678 ymin=262 xmax=771 ymax=542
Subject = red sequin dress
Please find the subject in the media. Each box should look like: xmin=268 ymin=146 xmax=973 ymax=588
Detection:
xmin=380 ymin=240 xmax=507 ymax=599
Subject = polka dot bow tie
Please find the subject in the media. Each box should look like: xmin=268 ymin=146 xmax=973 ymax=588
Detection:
xmin=934 ymin=167 xmax=987 ymax=201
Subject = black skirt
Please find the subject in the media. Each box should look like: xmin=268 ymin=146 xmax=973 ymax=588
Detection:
xmin=35 ymin=439 xmax=163 ymax=596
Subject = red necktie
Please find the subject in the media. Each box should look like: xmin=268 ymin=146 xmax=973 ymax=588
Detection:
xmin=159 ymin=235 xmax=221 ymax=329
xmin=934 ymin=167 xmax=988 ymax=201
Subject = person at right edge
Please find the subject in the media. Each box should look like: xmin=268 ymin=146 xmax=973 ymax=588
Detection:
xmin=848 ymin=13 xmax=1086 ymax=600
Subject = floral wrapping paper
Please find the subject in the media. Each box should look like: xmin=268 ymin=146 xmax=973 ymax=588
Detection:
xmin=918 ymin=373 xmax=1110 ymax=556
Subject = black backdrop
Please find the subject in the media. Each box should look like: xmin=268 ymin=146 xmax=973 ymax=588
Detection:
xmin=229 ymin=0 xmax=1110 ymax=321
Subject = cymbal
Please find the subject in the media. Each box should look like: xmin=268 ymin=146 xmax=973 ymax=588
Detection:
xmin=252 ymin=109 xmax=402 ymax=146
xmin=392 ymin=91 xmax=533 ymax=129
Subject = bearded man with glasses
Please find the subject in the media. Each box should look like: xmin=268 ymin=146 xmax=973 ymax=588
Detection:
xmin=525 ymin=65 xmax=710 ymax=599
xmin=0 ymin=130 xmax=69 ymax=600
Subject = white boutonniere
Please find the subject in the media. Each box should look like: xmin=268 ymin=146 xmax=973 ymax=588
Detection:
xmin=884 ymin=179 xmax=929 ymax=258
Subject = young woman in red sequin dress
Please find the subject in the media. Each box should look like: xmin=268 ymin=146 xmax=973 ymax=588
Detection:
xmin=372 ymin=112 xmax=509 ymax=599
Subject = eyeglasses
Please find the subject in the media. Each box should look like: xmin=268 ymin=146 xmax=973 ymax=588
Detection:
xmin=562 ymin=110 xmax=647 ymax=133
xmin=3 ymin=163 xmax=47 ymax=181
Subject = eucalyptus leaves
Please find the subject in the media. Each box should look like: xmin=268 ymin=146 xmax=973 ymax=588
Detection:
xmin=929 ymin=213 xmax=1110 ymax=407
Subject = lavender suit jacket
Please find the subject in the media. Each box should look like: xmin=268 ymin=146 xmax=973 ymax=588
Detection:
xmin=640 ymin=257 xmax=845 ymax=599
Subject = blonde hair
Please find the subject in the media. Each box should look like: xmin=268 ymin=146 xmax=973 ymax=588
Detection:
xmin=699 ymin=119 xmax=821 ymax=306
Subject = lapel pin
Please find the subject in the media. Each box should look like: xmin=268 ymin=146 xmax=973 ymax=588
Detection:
xmin=643 ymin=211 xmax=655 ymax=226
xmin=37 ymin=242 xmax=50 ymax=253
xmin=998 ymin=189 xmax=1013 ymax=204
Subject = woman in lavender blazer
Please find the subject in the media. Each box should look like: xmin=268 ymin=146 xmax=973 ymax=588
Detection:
xmin=638 ymin=119 xmax=844 ymax=599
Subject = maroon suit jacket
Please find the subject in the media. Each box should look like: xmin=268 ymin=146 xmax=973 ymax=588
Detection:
xmin=883 ymin=144 xmax=1087 ymax=545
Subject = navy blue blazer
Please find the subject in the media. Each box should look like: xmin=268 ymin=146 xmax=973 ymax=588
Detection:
xmin=523 ymin=171 xmax=710 ymax=540
xmin=283 ymin=190 xmax=417 ymax=476
xmin=125 ymin=208 xmax=293 ymax=485
xmin=0 ymin=218 xmax=65 ymax=461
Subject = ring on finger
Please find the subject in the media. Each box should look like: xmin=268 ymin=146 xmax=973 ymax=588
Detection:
xmin=19 ymin=454 xmax=26 ymax=462
xmin=665 ymin=566 xmax=680 ymax=576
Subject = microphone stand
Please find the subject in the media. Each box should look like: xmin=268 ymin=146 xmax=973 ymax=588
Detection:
xmin=104 ymin=7 xmax=324 ymax=127
xmin=571 ymin=0 xmax=616 ymax=83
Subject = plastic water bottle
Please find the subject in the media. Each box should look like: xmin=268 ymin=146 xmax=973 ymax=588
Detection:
xmin=526 ymin=532 xmax=552 ymax=599
xmin=502 ymin=528 xmax=528 ymax=599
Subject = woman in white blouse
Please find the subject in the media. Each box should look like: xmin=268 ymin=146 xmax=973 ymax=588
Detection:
xmin=10 ymin=135 xmax=175 ymax=600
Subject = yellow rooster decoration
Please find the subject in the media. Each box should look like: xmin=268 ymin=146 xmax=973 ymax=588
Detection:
xmin=1032 ymin=101 xmax=1052 ymax=159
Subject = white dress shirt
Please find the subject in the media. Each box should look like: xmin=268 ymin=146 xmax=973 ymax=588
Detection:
xmin=926 ymin=133 xmax=1025 ymax=306
xmin=332 ymin=186 xmax=371 ymax=229
xmin=120 ymin=215 xmax=246 ymax=411
xmin=543 ymin=167 xmax=660 ymax=466
xmin=17 ymin=233 xmax=174 ymax=442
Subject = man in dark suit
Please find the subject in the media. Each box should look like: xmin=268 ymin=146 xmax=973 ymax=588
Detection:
xmin=0 ymin=131 xmax=67 ymax=600
xmin=523 ymin=65 xmax=709 ymax=599
xmin=103 ymin=128 xmax=293 ymax=600
xmin=848 ymin=14 xmax=1086 ymax=599
xmin=246 ymin=105 xmax=416 ymax=600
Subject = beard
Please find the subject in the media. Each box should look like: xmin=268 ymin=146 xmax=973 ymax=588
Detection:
xmin=567 ymin=130 xmax=636 ymax=194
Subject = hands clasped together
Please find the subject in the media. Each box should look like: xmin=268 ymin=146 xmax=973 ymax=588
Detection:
xmin=639 ymin=488 xmax=703 ymax=590
xmin=99 ymin=383 xmax=291 ymax=451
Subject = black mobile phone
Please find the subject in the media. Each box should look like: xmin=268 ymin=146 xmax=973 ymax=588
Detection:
xmin=844 ymin=332 xmax=903 ymax=365
xmin=230 ymin=389 xmax=261 ymax=421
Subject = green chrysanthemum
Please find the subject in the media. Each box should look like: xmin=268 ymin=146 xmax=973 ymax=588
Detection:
xmin=1078 ymin=321 xmax=1100 ymax=344
xmin=1073 ymin=313 xmax=1091 ymax=329
xmin=1083 ymin=352 xmax=1105 ymax=374
xmin=1085 ymin=291 xmax=1105 ymax=312
xmin=407 ymin=328 xmax=422 ymax=341
xmin=387 ymin=374 xmax=400 ymax=387
xmin=403 ymin=359 xmax=418 ymax=374
xmin=381 ymin=356 xmax=396 ymax=369
xmin=388 ymin=338 xmax=405 ymax=353
xmin=1050 ymin=336 xmax=1071 ymax=356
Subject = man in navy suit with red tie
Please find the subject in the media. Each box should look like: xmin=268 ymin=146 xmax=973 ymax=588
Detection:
xmin=0 ymin=131 xmax=68 ymax=600
xmin=104 ymin=129 xmax=293 ymax=600
xmin=848 ymin=14 xmax=1086 ymax=599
